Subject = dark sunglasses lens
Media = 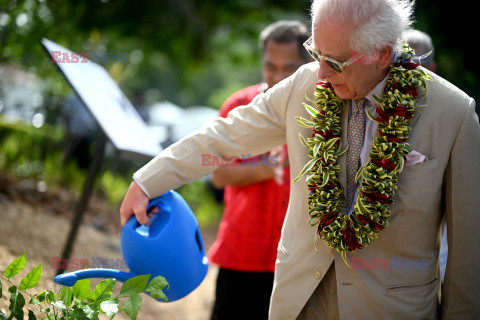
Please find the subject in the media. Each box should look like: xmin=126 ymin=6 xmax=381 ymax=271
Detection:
xmin=326 ymin=60 xmax=342 ymax=73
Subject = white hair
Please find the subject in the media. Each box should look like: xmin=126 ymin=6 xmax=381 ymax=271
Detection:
xmin=311 ymin=0 xmax=415 ymax=53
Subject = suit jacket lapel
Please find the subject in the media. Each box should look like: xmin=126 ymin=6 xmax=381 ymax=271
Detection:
xmin=410 ymin=94 xmax=426 ymax=128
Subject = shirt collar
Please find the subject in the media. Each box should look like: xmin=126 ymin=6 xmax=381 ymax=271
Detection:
xmin=365 ymin=74 xmax=388 ymax=107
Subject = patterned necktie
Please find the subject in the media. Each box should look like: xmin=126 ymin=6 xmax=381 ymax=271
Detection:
xmin=346 ymin=98 xmax=367 ymax=207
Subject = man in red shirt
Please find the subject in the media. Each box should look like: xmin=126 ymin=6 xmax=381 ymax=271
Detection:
xmin=208 ymin=20 xmax=311 ymax=320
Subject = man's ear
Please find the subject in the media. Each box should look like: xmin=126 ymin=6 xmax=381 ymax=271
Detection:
xmin=377 ymin=45 xmax=393 ymax=69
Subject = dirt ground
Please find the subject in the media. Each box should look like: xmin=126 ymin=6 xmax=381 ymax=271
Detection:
xmin=0 ymin=176 xmax=219 ymax=320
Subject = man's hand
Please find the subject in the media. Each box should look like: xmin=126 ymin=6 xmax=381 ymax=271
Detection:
xmin=270 ymin=145 xmax=288 ymax=185
xmin=210 ymin=146 xmax=288 ymax=188
xmin=119 ymin=180 xmax=157 ymax=226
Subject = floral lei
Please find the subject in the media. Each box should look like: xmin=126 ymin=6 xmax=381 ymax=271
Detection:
xmin=295 ymin=43 xmax=433 ymax=262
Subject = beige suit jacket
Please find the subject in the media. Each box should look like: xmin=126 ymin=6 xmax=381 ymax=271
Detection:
xmin=135 ymin=62 xmax=480 ymax=319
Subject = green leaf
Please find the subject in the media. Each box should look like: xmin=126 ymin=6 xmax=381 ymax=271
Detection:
xmin=355 ymin=164 xmax=365 ymax=183
xmin=145 ymin=276 xmax=169 ymax=302
xmin=0 ymin=311 xmax=7 ymax=320
xmin=4 ymin=254 xmax=27 ymax=278
xmin=28 ymin=310 xmax=37 ymax=320
xmin=100 ymin=298 xmax=119 ymax=320
xmin=366 ymin=109 xmax=378 ymax=122
xmin=52 ymin=301 xmax=67 ymax=311
xmin=293 ymin=174 xmax=303 ymax=184
xmin=36 ymin=290 xmax=47 ymax=303
xmin=372 ymin=94 xmax=383 ymax=104
xmin=19 ymin=264 xmax=41 ymax=290
xmin=73 ymin=278 xmax=91 ymax=300
xmin=298 ymin=133 xmax=309 ymax=149
xmin=303 ymin=103 xmax=319 ymax=117
xmin=296 ymin=116 xmax=314 ymax=128
xmin=394 ymin=156 xmax=405 ymax=175
xmin=323 ymin=137 xmax=341 ymax=151
xmin=68 ymin=306 xmax=89 ymax=320
xmin=37 ymin=290 xmax=56 ymax=304
xmin=356 ymin=198 xmax=372 ymax=215
xmin=8 ymin=286 xmax=25 ymax=320
xmin=304 ymin=91 xmax=315 ymax=103
xmin=336 ymin=144 xmax=348 ymax=157
xmin=312 ymin=142 xmax=321 ymax=157
xmin=297 ymin=158 xmax=319 ymax=179
xmin=119 ymin=275 xmax=150 ymax=298
xmin=81 ymin=303 xmax=98 ymax=320
xmin=60 ymin=286 xmax=74 ymax=308
xmin=319 ymin=171 xmax=329 ymax=187
xmin=90 ymin=279 xmax=115 ymax=301
xmin=123 ymin=295 xmax=142 ymax=320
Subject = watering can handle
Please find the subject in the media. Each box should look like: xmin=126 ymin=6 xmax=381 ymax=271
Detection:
xmin=147 ymin=192 xmax=172 ymax=215
xmin=124 ymin=192 xmax=174 ymax=233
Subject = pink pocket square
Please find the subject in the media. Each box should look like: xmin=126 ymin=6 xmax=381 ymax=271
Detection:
xmin=405 ymin=150 xmax=428 ymax=166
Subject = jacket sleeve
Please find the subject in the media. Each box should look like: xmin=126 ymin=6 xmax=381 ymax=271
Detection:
xmin=132 ymin=73 xmax=298 ymax=198
xmin=442 ymin=98 xmax=480 ymax=319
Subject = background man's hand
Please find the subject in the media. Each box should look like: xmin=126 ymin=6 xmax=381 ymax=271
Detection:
xmin=270 ymin=145 xmax=288 ymax=185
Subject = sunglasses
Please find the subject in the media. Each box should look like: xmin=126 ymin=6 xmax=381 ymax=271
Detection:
xmin=303 ymin=36 xmax=363 ymax=73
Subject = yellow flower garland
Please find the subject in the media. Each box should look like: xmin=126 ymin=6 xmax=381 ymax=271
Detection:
xmin=295 ymin=43 xmax=433 ymax=261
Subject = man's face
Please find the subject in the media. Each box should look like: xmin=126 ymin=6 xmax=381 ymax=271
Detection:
xmin=313 ymin=19 xmax=390 ymax=100
xmin=262 ymin=40 xmax=305 ymax=89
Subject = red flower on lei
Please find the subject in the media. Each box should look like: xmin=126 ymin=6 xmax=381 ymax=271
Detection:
xmin=316 ymin=80 xmax=333 ymax=88
xmin=371 ymin=158 xmax=397 ymax=171
xmin=343 ymin=222 xmax=363 ymax=251
xmin=317 ymin=212 xmax=339 ymax=233
xmin=376 ymin=105 xmax=412 ymax=123
xmin=357 ymin=215 xmax=385 ymax=231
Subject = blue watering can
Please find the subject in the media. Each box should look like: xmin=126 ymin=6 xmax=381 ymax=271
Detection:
xmin=54 ymin=190 xmax=209 ymax=302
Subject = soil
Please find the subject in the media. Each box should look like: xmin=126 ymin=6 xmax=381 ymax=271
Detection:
xmin=0 ymin=173 xmax=218 ymax=320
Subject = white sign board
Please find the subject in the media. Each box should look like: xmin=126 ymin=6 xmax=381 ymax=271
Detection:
xmin=41 ymin=38 xmax=162 ymax=160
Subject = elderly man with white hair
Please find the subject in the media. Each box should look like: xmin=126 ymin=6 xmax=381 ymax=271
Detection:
xmin=120 ymin=0 xmax=480 ymax=319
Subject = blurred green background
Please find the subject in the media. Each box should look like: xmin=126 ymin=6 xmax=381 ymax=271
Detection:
xmin=0 ymin=0 xmax=477 ymax=228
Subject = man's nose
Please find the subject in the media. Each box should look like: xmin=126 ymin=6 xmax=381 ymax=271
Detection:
xmin=317 ymin=60 xmax=333 ymax=80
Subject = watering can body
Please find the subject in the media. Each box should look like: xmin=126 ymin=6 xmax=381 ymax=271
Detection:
xmin=54 ymin=190 xmax=209 ymax=302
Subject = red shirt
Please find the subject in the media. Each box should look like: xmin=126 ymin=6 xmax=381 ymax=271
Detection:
xmin=208 ymin=84 xmax=290 ymax=272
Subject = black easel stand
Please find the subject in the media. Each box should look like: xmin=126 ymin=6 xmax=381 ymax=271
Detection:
xmin=57 ymin=133 xmax=107 ymax=275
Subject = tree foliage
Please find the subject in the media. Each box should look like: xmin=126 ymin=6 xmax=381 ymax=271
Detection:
xmin=0 ymin=0 xmax=311 ymax=116
xmin=0 ymin=0 xmax=477 ymax=120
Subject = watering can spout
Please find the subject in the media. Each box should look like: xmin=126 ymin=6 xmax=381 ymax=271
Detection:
xmin=54 ymin=269 xmax=135 ymax=286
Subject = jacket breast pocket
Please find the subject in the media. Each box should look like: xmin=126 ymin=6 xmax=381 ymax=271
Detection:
xmin=399 ymin=157 xmax=439 ymax=180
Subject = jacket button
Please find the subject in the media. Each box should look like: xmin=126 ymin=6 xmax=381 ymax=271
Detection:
xmin=314 ymin=270 xmax=322 ymax=280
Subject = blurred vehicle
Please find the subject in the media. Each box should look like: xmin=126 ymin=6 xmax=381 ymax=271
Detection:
xmin=147 ymin=101 xmax=218 ymax=148
xmin=0 ymin=65 xmax=46 ymax=127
